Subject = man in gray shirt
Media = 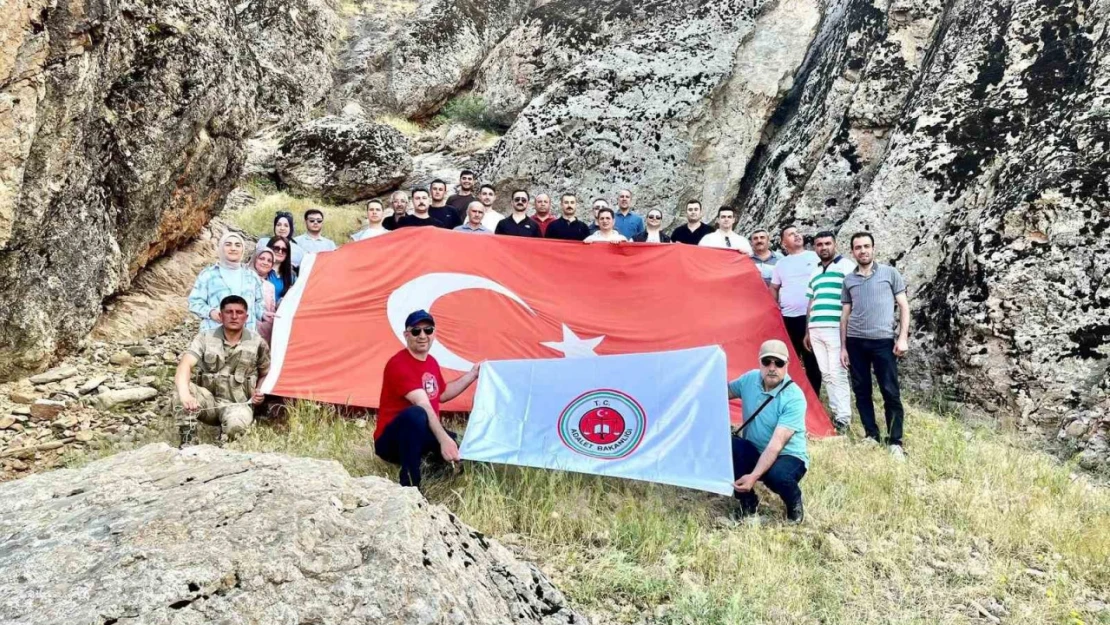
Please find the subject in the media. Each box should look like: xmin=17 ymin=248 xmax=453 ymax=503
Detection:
xmin=749 ymin=227 xmax=782 ymax=287
xmin=839 ymin=232 xmax=910 ymax=460
xmin=293 ymin=209 xmax=338 ymax=266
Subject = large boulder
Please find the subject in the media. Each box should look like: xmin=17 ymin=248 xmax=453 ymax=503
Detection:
xmin=735 ymin=0 xmax=1110 ymax=463
xmin=480 ymin=0 xmax=823 ymax=217
xmin=275 ymin=116 xmax=414 ymax=202
xmin=0 ymin=444 xmax=584 ymax=624
xmin=0 ymin=0 xmax=338 ymax=383
xmin=331 ymin=0 xmax=534 ymax=118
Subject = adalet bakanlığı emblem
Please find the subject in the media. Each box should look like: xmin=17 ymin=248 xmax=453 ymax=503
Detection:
xmin=557 ymin=389 xmax=647 ymax=460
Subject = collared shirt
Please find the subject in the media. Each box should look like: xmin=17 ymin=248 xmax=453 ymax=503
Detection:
xmin=186 ymin=327 xmax=271 ymax=404
xmin=350 ymin=227 xmax=390 ymax=242
xmin=671 ymin=222 xmax=714 ymax=245
xmin=750 ymin=250 xmax=783 ymax=286
xmin=395 ymin=214 xmax=444 ymax=229
xmin=614 ymin=211 xmax=646 ymax=239
xmin=429 ymin=205 xmax=462 ymax=229
xmin=533 ymin=213 xmax=557 ymax=236
xmin=187 ymin=265 xmax=265 ymax=331
xmin=842 ymin=263 xmax=906 ymax=339
xmin=293 ymin=234 xmax=338 ymax=255
xmin=454 ymin=223 xmax=493 ymax=234
xmin=771 ymin=251 xmax=820 ymax=317
xmin=727 ymin=370 xmax=809 ymax=467
xmin=495 ymin=214 xmax=541 ymax=237
xmin=545 ymin=217 xmax=591 ymax=241
xmin=698 ymin=230 xmax=753 ymax=254
xmin=806 ymin=255 xmax=856 ymax=329
xmin=584 ymin=230 xmax=628 ymax=243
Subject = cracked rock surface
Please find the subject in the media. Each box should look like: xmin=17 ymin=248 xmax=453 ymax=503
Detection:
xmin=0 ymin=444 xmax=584 ymax=625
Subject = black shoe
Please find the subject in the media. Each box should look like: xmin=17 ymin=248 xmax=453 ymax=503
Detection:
xmin=785 ymin=499 xmax=805 ymax=524
xmin=729 ymin=494 xmax=760 ymax=521
xmin=178 ymin=425 xmax=197 ymax=449
xmin=834 ymin=420 xmax=850 ymax=436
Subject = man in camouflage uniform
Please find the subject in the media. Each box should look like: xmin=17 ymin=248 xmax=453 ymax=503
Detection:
xmin=174 ymin=295 xmax=270 ymax=445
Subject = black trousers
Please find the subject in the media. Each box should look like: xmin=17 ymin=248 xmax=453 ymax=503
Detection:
xmin=783 ymin=314 xmax=822 ymax=395
xmin=732 ymin=436 xmax=806 ymax=509
xmin=374 ymin=406 xmax=457 ymax=488
xmin=845 ymin=337 xmax=904 ymax=445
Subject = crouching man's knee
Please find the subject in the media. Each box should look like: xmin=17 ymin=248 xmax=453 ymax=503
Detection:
xmin=221 ymin=405 xmax=254 ymax=440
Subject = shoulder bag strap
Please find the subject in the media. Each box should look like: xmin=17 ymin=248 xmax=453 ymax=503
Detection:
xmin=732 ymin=380 xmax=794 ymax=435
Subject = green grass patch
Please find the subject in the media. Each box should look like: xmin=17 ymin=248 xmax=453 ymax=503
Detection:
xmin=63 ymin=400 xmax=1110 ymax=624
xmin=433 ymin=95 xmax=511 ymax=134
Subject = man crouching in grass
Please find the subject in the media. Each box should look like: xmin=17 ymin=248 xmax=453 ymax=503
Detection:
xmin=728 ymin=339 xmax=809 ymax=523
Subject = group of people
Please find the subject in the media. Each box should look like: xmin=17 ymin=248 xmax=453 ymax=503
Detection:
xmin=177 ymin=170 xmax=912 ymax=523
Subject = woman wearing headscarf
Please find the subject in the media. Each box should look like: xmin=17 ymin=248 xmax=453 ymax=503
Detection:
xmin=265 ymin=236 xmax=297 ymax=302
xmin=188 ymin=232 xmax=266 ymax=331
xmin=257 ymin=212 xmax=305 ymax=268
xmin=251 ymin=248 xmax=278 ymax=344
xmin=632 ymin=209 xmax=671 ymax=243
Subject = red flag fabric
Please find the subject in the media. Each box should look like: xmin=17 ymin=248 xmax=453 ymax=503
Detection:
xmin=261 ymin=228 xmax=833 ymax=437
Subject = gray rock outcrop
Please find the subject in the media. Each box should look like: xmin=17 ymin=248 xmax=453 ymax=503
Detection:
xmin=275 ymin=116 xmax=414 ymax=202
xmin=733 ymin=0 xmax=1110 ymax=461
xmin=332 ymin=0 xmax=534 ymax=118
xmin=0 ymin=444 xmax=584 ymax=624
xmin=480 ymin=0 xmax=822 ymax=217
xmin=0 ymin=0 xmax=337 ymax=382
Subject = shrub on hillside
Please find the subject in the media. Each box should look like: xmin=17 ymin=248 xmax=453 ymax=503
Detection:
xmin=434 ymin=95 xmax=512 ymax=134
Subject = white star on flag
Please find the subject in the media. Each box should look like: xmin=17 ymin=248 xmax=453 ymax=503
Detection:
xmin=541 ymin=324 xmax=606 ymax=358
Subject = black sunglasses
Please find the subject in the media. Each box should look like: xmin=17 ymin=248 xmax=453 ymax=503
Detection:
xmin=271 ymin=246 xmax=288 ymax=253
xmin=408 ymin=327 xmax=435 ymax=337
xmin=761 ymin=357 xmax=786 ymax=368
xmin=648 ymin=214 xmax=662 ymax=219
xmin=513 ymin=197 xmax=528 ymax=203
xmin=307 ymin=218 xmax=323 ymax=224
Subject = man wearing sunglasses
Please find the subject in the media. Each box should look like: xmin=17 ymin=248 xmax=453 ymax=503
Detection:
xmin=494 ymin=189 xmax=541 ymax=237
xmin=293 ymin=209 xmax=337 ymax=256
xmin=375 ymin=310 xmax=481 ymax=488
xmin=727 ymin=339 xmax=809 ymax=523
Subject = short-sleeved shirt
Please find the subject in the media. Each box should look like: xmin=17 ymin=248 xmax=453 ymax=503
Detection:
xmin=376 ymin=350 xmax=446 ymax=439
xmin=806 ymin=256 xmax=856 ymax=329
xmin=350 ymin=227 xmax=389 ymax=242
xmin=186 ymin=328 xmax=271 ymax=404
xmin=454 ymin=223 xmax=493 ymax=234
xmin=614 ymin=211 xmax=646 ymax=239
xmin=671 ymin=222 xmax=713 ymax=245
xmin=771 ymin=251 xmax=820 ymax=317
xmin=293 ymin=234 xmax=337 ymax=255
xmin=429 ymin=206 xmax=462 ymax=229
xmin=495 ymin=215 xmax=541 ymax=237
xmin=841 ymin=263 xmax=907 ymax=339
xmin=545 ymin=217 xmax=591 ymax=241
xmin=446 ymin=194 xmax=476 ymax=215
xmin=750 ymin=251 xmax=783 ymax=286
xmin=727 ymin=370 xmax=809 ymax=467
xmin=395 ymin=215 xmax=444 ymax=229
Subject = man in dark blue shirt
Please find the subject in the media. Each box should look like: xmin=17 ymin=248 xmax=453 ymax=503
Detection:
xmin=545 ymin=194 xmax=591 ymax=241
xmin=495 ymin=190 xmax=541 ymax=237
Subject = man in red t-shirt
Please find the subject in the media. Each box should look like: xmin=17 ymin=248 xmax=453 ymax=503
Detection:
xmin=375 ymin=309 xmax=481 ymax=488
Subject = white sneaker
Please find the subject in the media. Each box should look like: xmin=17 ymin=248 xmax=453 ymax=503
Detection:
xmin=889 ymin=445 xmax=906 ymax=462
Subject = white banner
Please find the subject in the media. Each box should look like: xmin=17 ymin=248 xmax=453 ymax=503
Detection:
xmin=460 ymin=346 xmax=734 ymax=495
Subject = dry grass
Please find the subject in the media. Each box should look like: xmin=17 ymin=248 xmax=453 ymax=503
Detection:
xmin=211 ymin=401 xmax=1110 ymax=625
xmin=376 ymin=115 xmax=425 ymax=138
xmin=226 ymin=191 xmax=366 ymax=244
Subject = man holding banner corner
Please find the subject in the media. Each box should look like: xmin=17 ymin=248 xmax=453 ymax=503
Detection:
xmin=374 ymin=310 xmax=481 ymax=488
xmin=728 ymin=339 xmax=810 ymax=523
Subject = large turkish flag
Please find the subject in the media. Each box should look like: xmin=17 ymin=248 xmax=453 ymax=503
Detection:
xmin=261 ymin=228 xmax=833 ymax=436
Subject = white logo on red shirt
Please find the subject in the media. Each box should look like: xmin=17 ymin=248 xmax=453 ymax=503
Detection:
xmin=422 ymin=372 xmax=439 ymax=400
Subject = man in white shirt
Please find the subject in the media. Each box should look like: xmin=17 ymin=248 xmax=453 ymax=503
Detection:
xmin=698 ymin=206 xmax=753 ymax=253
xmin=478 ymin=184 xmax=504 ymax=231
xmin=583 ymin=207 xmax=627 ymax=243
xmin=293 ymin=209 xmax=338 ymax=260
xmin=350 ymin=199 xmax=390 ymax=242
xmin=770 ymin=225 xmax=821 ymax=395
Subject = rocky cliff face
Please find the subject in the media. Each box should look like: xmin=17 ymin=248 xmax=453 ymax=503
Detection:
xmin=734 ymin=0 xmax=1110 ymax=465
xmin=0 ymin=0 xmax=338 ymax=381
xmin=0 ymin=444 xmax=583 ymax=624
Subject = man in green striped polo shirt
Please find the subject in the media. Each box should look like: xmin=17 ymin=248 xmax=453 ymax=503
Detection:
xmin=804 ymin=231 xmax=856 ymax=434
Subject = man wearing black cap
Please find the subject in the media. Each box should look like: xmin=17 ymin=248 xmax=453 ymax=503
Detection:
xmin=374 ymin=310 xmax=481 ymax=488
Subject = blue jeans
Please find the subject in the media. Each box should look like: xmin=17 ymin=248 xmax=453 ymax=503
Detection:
xmin=374 ymin=406 xmax=457 ymax=488
xmin=845 ymin=337 xmax=904 ymax=445
xmin=731 ymin=436 xmax=806 ymax=509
